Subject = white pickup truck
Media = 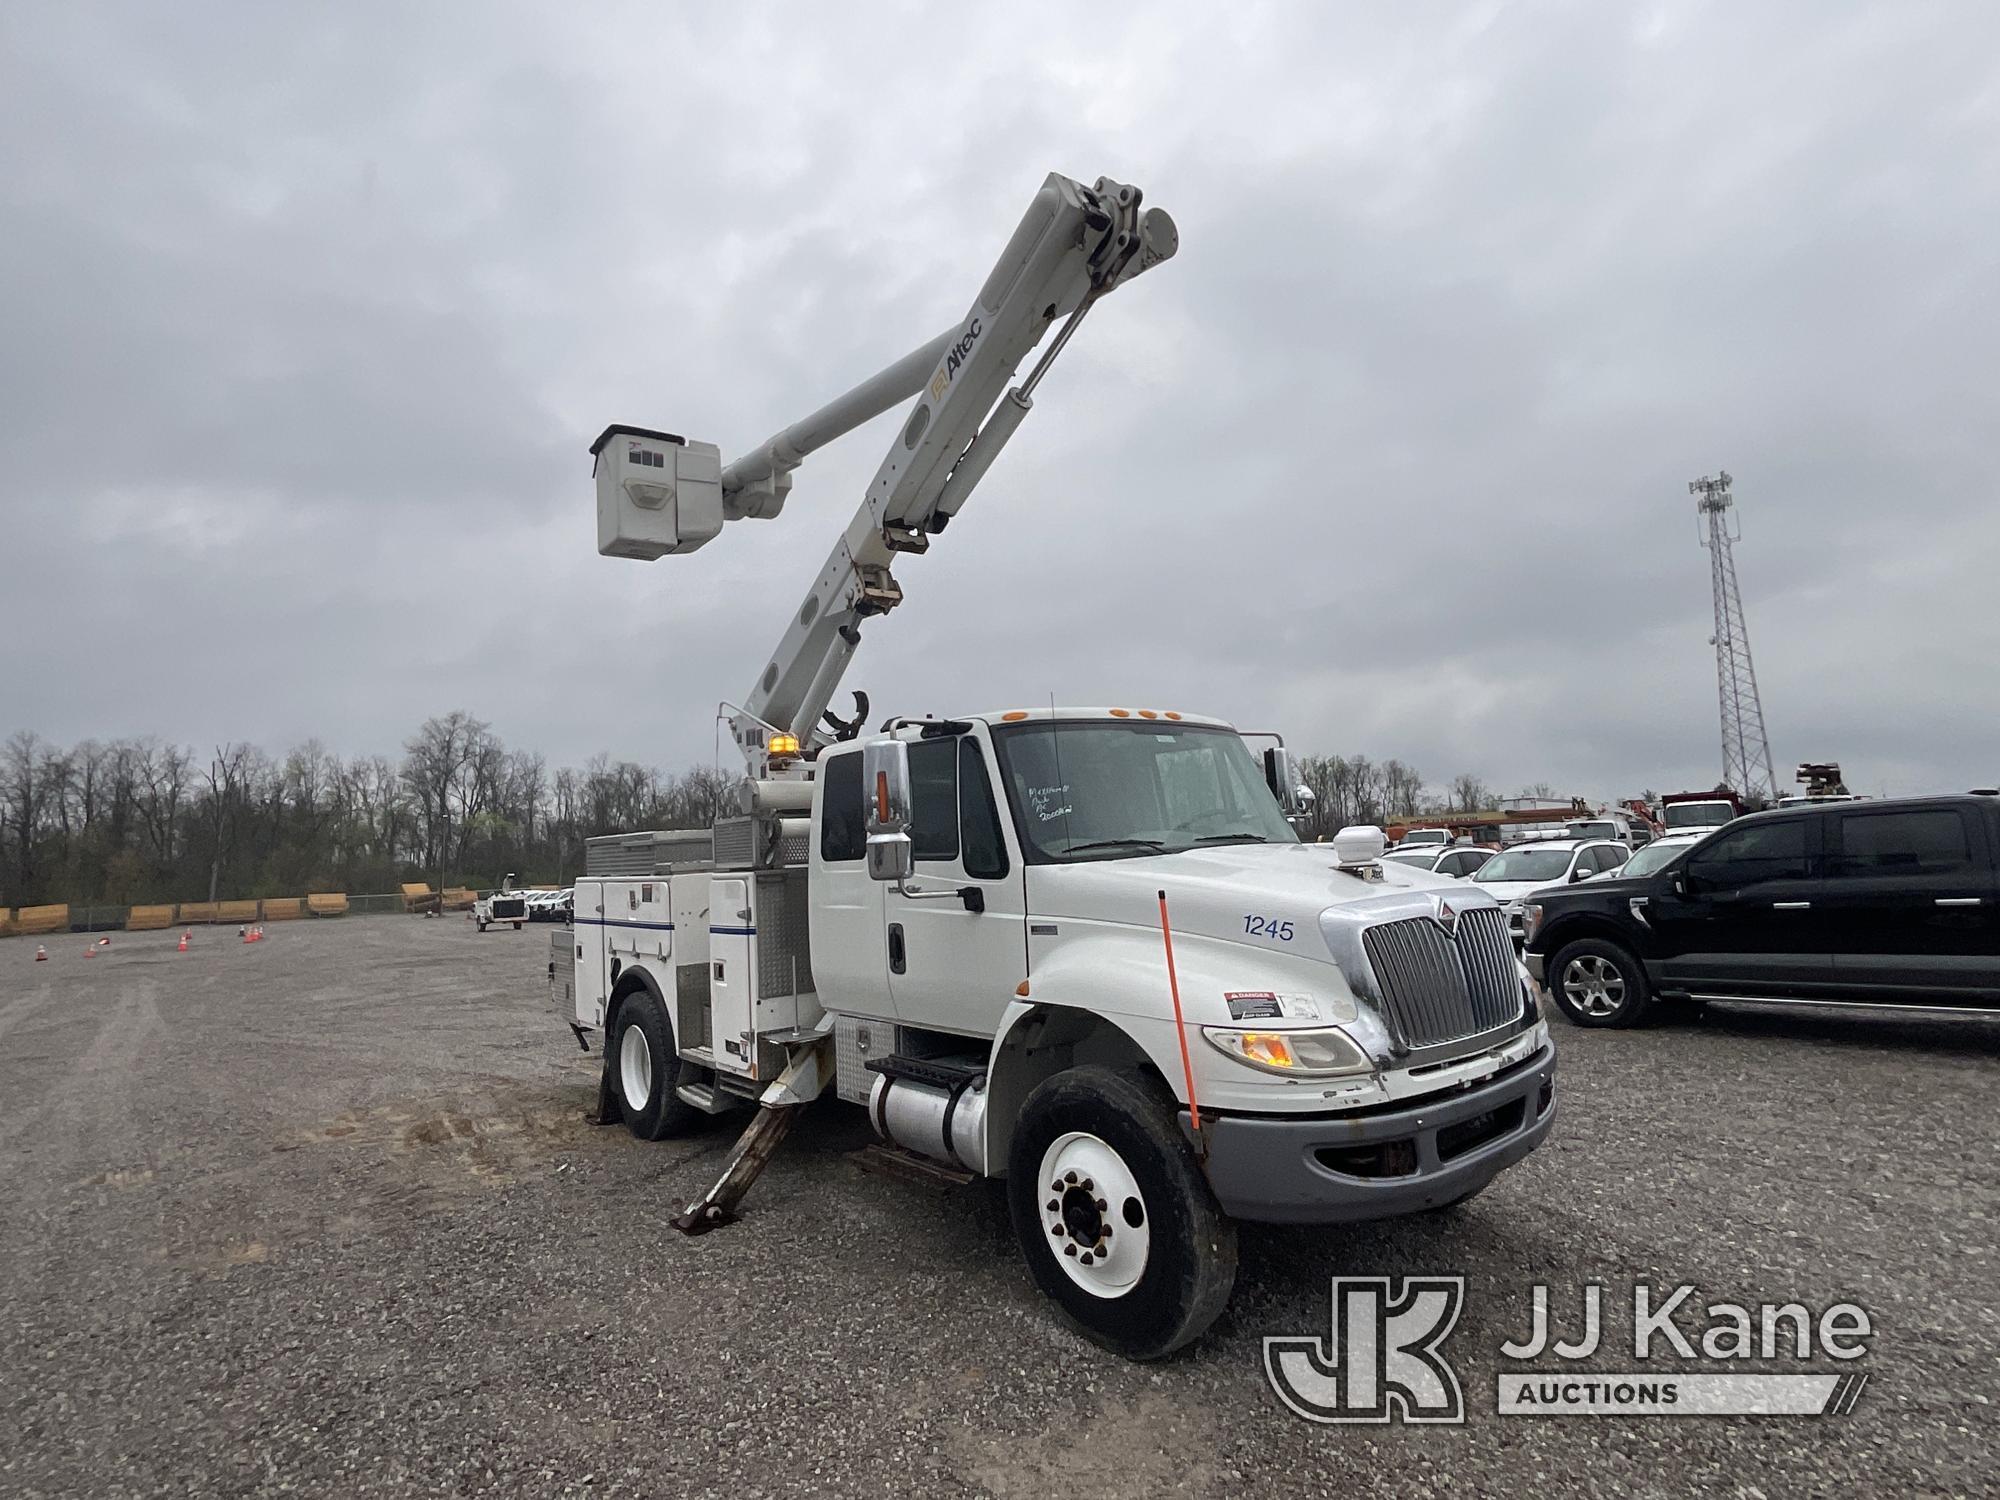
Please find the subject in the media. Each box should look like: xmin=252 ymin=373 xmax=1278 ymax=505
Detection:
xmin=559 ymin=712 xmax=1555 ymax=1357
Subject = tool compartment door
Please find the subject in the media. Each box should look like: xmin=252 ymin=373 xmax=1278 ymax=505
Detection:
xmin=572 ymin=878 xmax=611 ymax=1028
xmin=708 ymin=875 xmax=757 ymax=1075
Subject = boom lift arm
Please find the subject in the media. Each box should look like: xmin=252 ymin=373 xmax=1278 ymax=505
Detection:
xmin=592 ymin=172 xmax=1177 ymax=777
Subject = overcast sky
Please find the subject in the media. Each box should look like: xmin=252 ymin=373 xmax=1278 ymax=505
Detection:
xmin=4 ymin=1 xmax=1995 ymax=803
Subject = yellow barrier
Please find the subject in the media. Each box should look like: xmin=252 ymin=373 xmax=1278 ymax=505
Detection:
xmin=306 ymin=892 xmax=349 ymax=917
xmin=218 ymin=899 xmax=259 ymax=923
xmin=0 ymin=911 xmax=16 ymax=939
xmin=127 ymin=905 xmax=176 ymax=931
xmin=260 ymin=898 xmax=303 ymax=921
xmin=401 ymin=882 xmax=440 ymax=913
xmin=16 ymin=904 xmax=69 ymax=936
xmin=177 ymin=902 xmax=219 ymax=925
xmin=442 ymin=888 xmax=476 ymax=912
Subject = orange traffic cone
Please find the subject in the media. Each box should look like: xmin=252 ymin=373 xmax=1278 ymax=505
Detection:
xmin=253 ymin=925 xmax=265 ymax=942
xmin=240 ymin=926 xmax=252 ymax=943
xmin=177 ymin=931 xmax=190 ymax=952
xmin=35 ymin=944 xmax=48 ymax=961
xmin=84 ymin=944 xmax=96 ymax=959
xmin=98 ymin=936 xmax=110 ymax=948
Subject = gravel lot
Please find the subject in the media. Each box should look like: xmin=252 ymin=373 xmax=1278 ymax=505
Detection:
xmin=3 ymin=917 xmax=1995 ymax=1498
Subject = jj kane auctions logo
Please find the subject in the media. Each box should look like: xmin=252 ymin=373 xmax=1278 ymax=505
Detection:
xmin=1267 ymin=1278 xmax=1874 ymax=1422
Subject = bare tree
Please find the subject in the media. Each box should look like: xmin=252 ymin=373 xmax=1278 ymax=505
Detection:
xmin=1448 ymin=772 xmax=1492 ymax=813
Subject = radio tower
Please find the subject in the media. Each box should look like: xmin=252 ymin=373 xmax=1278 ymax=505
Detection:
xmin=1690 ymin=471 xmax=1777 ymax=805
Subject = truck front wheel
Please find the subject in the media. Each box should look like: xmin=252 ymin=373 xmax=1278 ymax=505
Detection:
xmin=1548 ymin=937 xmax=1652 ymax=1028
xmin=610 ymin=988 xmax=700 ymax=1141
xmin=1006 ymin=1066 xmax=1237 ymax=1361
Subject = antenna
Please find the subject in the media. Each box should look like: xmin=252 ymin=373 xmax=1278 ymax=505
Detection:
xmin=1690 ymin=470 xmax=1777 ymax=804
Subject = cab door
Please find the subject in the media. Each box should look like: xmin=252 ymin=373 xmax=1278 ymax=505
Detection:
xmin=885 ymin=732 xmax=1029 ymax=1039
xmin=1819 ymin=804 xmax=2000 ymax=1003
xmin=1649 ymin=815 xmax=1829 ymax=994
xmin=808 ymin=747 xmax=892 ymax=1017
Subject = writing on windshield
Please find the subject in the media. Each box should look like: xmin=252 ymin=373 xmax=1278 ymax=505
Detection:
xmin=992 ymin=721 xmax=1298 ymax=864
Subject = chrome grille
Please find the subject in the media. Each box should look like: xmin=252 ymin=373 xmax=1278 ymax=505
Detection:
xmin=1362 ymin=906 xmax=1520 ymax=1048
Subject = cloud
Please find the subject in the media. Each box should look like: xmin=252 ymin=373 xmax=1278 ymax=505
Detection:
xmin=4 ymin=1 xmax=1996 ymax=802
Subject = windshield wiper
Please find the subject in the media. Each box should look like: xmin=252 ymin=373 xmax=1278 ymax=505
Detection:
xmin=1059 ymin=837 xmax=1167 ymax=856
xmin=1193 ymin=833 xmax=1271 ymax=845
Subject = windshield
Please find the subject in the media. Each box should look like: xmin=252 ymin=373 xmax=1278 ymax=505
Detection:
xmin=1384 ymin=850 xmax=1440 ymax=869
xmin=1568 ymin=821 xmax=1615 ymax=840
xmin=1400 ymin=830 xmax=1448 ymax=846
xmin=1663 ymin=802 xmax=1733 ymax=829
xmin=1474 ymin=847 xmax=1572 ymax=883
xmin=991 ymin=721 xmax=1298 ymax=863
xmin=1619 ymin=840 xmax=1691 ymax=878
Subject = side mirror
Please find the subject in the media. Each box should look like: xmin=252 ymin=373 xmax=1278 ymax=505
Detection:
xmin=1571 ymin=867 xmax=1593 ymax=883
xmin=862 ymin=737 xmax=914 ymax=883
xmin=1264 ymin=745 xmax=1308 ymax=819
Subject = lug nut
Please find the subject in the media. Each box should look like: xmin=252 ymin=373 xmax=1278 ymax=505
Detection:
xmin=1046 ymin=1200 xmax=1059 ymax=1213
xmin=1064 ymin=1171 xmax=1078 ymax=1186
xmin=1050 ymin=1223 xmax=1063 ymax=1237
xmin=1095 ymin=1198 xmax=1107 ymax=1212
xmin=1079 ymin=1252 xmax=1094 ymax=1265
xmin=1080 ymin=1178 xmax=1094 ymax=1192
xmin=1063 ymin=1244 xmax=1077 ymax=1257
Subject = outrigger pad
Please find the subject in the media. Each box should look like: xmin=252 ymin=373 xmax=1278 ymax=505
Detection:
xmin=669 ymin=1103 xmax=801 ymax=1237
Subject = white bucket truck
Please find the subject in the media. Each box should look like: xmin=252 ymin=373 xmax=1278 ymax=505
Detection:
xmin=560 ymin=172 xmax=1556 ymax=1358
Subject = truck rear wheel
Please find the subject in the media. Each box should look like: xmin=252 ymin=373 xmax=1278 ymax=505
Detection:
xmin=610 ymin=988 xmax=700 ymax=1141
xmin=1006 ymin=1066 xmax=1236 ymax=1360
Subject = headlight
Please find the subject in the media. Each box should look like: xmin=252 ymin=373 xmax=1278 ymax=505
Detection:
xmin=1522 ymin=902 xmax=1545 ymax=943
xmin=1202 ymin=1026 xmax=1370 ymax=1077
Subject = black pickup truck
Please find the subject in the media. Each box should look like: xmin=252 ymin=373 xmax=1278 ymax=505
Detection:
xmin=1522 ymin=793 xmax=2000 ymax=1026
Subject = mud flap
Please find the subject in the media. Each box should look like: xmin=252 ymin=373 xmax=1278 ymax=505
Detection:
xmin=589 ymin=1043 xmax=620 ymax=1127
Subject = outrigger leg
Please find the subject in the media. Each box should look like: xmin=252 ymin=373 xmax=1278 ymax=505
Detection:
xmin=671 ymin=1039 xmax=831 ymax=1236
xmin=672 ymin=1104 xmax=801 ymax=1235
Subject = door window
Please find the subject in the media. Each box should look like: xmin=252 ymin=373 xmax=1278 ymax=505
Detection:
xmin=1593 ymin=843 xmax=1628 ymax=876
xmin=1829 ymin=809 xmax=1973 ymax=877
xmin=1684 ymin=820 xmax=1809 ymax=889
xmin=819 ymin=752 xmax=865 ymax=862
xmin=959 ymin=738 xmax=1010 ymax=880
xmin=908 ymin=739 xmax=960 ymax=862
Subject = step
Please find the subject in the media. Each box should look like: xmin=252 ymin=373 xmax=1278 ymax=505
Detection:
xmin=675 ymin=1081 xmax=742 ymax=1115
xmin=863 ymin=1053 xmax=984 ymax=1091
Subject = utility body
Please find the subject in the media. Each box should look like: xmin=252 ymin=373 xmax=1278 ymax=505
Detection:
xmin=558 ymin=171 xmax=1556 ymax=1357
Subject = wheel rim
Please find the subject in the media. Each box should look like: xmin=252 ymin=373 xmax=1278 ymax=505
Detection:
xmin=620 ymin=1023 xmax=654 ymax=1111
xmin=1560 ymin=954 xmax=1627 ymax=1017
xmin=1036 ymin=1131 xmax=1150 ymax=1299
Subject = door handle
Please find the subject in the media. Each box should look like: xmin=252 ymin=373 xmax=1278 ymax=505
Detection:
xmin=1935 ymin=897 xmax=1984 ymax=907
xmin=888 ymin=922 xmax=906 ymax=975
xmin=1771 ymin=901 xmax=1812 ymax=910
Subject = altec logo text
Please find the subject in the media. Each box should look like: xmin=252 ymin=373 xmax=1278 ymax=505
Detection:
xmin=1266 ymin=1278 xmax=1875 ymax=1423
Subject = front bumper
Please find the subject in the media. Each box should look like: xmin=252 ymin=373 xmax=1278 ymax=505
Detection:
xmin=1190 ymin=1044 xmax=1557 ymax=1224
xmin=1524 ymin=951 xmax=1547 ymax=983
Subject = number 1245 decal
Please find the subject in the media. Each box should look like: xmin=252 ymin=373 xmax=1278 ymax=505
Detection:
xmin=1244 ymin=915 xmax=1295 ymax=941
